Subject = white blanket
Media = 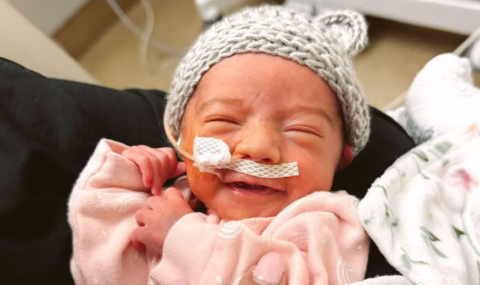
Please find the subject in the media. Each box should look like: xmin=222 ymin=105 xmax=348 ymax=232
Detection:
xmin=403 ymin=53 xmax=480 ymax=144
xmin=358 ymin=120 xmax=480 ymax=285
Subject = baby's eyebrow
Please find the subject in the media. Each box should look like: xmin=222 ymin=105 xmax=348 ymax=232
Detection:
xmin=195 ymin=98 xmax=243 ymax=114
xmin=292 ymin=105 xmax=337 ymax=130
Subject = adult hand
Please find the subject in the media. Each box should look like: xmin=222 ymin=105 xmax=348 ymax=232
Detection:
xmin=121 ymin=146 xmax=186 ymax=195
xmin=167 ymin=251 xmax=286 ymax=285
xmin=130 ymin=187 xmax=193 ymax=253
xmin=239 ymin=252 xmax=286 ymax=285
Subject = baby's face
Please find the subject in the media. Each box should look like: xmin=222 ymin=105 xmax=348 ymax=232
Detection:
xmin=180 ymin=53 xmax=348 ymax=220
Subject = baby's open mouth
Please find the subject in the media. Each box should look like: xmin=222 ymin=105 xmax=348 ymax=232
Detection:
xmin=226 ymin=182 xmax=279 ymax=195
xmin=231 ymin=182 xmax=268 ymax=190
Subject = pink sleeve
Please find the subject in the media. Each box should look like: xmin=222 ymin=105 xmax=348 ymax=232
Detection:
xmin=68 ymin=139 xmax=153 ymax=285
xmin=151 ymin=191 xmax=369 ymax=285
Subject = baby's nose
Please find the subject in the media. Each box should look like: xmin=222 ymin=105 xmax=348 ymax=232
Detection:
xmin=234 ymin=126 xmax=282 ymax=164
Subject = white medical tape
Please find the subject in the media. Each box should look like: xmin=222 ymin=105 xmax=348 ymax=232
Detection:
xmin=193 ymin=136 xmax=299 ymax=178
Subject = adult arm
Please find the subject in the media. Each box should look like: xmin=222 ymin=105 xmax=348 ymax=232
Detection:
xmin=0 ymin=58 xmax=170 ymax=285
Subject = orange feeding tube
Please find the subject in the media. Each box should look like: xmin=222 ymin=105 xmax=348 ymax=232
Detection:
xmin=163 ymin=112 xmax=222 ymax=212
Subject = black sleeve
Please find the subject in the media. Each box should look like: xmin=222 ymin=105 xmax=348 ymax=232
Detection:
xmin=0 ymin=58 xmax=170 ymax=285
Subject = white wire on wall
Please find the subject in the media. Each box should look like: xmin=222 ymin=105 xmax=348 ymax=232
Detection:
xmin=138 ymin=0 xmax=154 ymax=67
xmin=105 ymin=0 xmax=188 ymax=68
xmin=107 ymin=0 xmax=480 ymax=101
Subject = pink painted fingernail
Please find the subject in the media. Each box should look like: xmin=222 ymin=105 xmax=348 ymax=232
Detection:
xmin=253 ymin=252 xmax=284 ymax=285
xmin=167 ymin=279 xmax=190 ymax=285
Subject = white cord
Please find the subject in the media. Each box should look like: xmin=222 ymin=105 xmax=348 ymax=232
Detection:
xmin=454 ymin=25 xmax=480 ymax=56
xmin=105 ymin=0 xmax=187 ymax=56
xmin=139 ymin=0 xmax=154 ymax=67
xmin=382 ymin=25 xmax=480 ymax=112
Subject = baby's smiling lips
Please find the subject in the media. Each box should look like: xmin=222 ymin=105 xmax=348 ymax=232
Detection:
xmin=226 ymin=182 xmax=278 ymax=195
xmin=221 ymin=172 xmax=285 ymax=195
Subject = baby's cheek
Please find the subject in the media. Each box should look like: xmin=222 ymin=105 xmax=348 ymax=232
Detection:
xmin=186 ymin=162 xmax=218 ymax=202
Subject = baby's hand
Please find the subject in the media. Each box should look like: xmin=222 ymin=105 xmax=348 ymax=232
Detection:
xmin=121 ymin=146 xmax=186 ymax=195
xmin=130 ymin=187 xmax=193 ymax=254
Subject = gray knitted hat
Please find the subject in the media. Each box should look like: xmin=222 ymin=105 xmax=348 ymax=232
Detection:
xmin=166 ymin=5 xmax=370 ymax=155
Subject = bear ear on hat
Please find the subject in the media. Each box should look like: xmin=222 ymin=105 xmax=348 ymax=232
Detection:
xmin=316 ymin=10 xmax=368 ymax=57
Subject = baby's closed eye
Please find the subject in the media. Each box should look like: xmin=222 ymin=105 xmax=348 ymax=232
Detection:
xmin=285 ymin=125 xmax=324 ymax=138
xmin=204 ymin=115 xmax=241 ymax=125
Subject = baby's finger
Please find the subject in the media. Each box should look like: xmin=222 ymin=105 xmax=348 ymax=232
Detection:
xmin=172 ymin=161 xmax=187 ymax=177
xmin=150 ymin=161 xmax=186 ymax=197
xmin=152 ymin=147 xmax=185 ymax=179
xmin=206 ymin=209 xmax=216 ymax=215
xmin=123 ymin=147 xmax=154 ymax=188
xmin=151 ymin=186 xmax=162 ymax=197
xmin=134 ymin=208 xmax=150 ymax=226
xmin=138 ymin=146 xmax=176 ymax=193
xmin=163 ymin=187 xmax=186 ymax=201
xmin=136 ymin=146 xmax=162 ymax=192
xmin=130 ymin=228 xmax=146 ymax=252
xmin=132 ymin=226 xmax=164 ymax=255
xmin=145 ymin=196 xmax=163 ymax=210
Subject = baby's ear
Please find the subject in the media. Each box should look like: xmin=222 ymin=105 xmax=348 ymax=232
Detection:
xmin=337 ymin=145 xmax=354 ymax=171
xmin=316 ymin=10 xmax=368 ymax=56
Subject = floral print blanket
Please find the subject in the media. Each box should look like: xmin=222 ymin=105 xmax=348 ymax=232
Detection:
xmin=358 ymin=120 xmax=480 ymax=285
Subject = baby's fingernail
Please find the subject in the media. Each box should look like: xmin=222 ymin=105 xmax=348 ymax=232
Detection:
xmin=253 ymin=252 xmax=284 ymax=285
xmin=167 ymin=279 xmax=190 ymax=285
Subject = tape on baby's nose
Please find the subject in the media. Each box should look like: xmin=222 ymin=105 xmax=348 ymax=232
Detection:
xmin=193 ymin=136 xmax=299 ymax=178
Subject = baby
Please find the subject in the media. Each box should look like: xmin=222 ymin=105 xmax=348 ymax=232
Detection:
xmin=68 ymin=5 xmax=371 ymax=285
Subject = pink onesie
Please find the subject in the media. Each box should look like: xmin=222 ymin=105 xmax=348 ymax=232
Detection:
xmin=68 ymin=139 xmax=369 ymax=285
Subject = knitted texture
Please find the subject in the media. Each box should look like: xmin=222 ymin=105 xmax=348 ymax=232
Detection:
xmin=166 ymin=5 xmax=370 ymax=155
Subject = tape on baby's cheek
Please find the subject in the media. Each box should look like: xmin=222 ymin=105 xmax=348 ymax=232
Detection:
xmin=192 ymin=136 xmax=299 ymax=178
